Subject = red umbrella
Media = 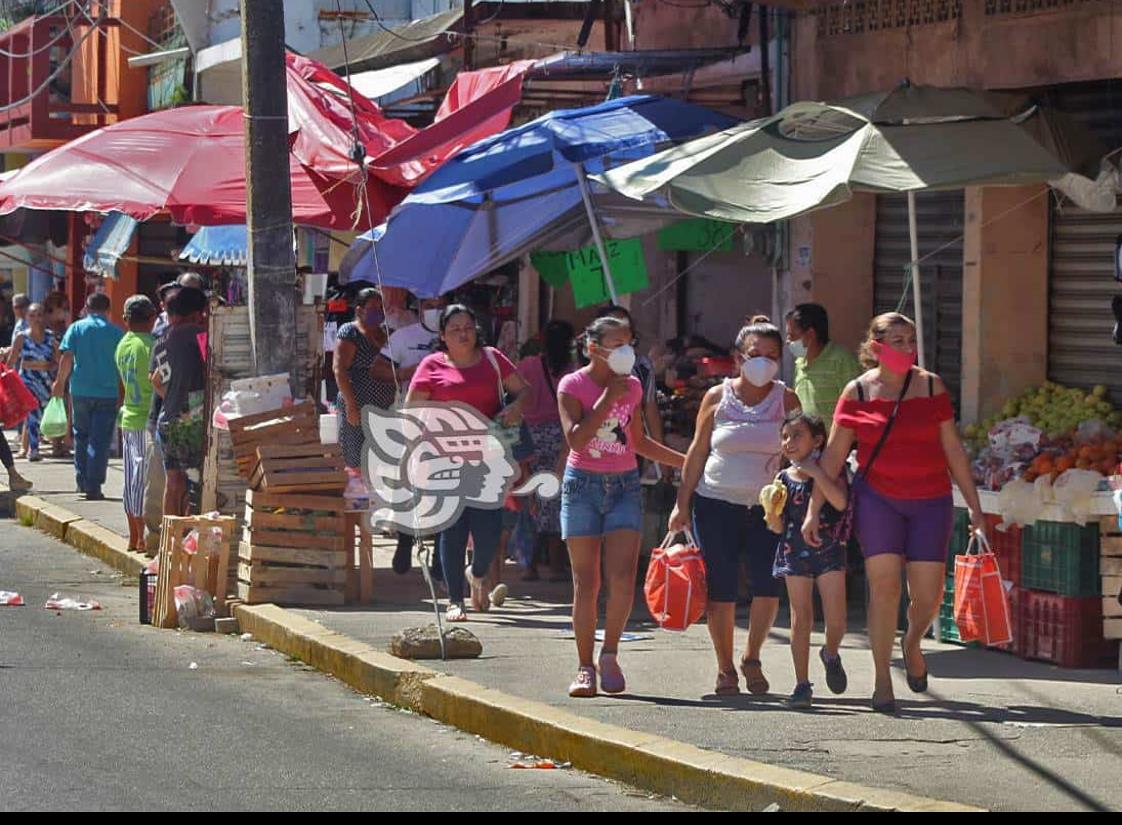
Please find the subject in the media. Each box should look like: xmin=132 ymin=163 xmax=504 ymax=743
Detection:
xmin=0 ymin=105 xmax=404 ymax=229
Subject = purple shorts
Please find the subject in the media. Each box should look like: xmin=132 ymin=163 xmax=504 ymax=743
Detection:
xmin=853 ymin=476 xmax=952 ymax=563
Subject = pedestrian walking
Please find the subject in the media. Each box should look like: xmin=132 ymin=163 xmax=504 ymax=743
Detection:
xmin=669 ymin=316 xmax=801 ymax=697
xmin=558 ymin=316 xmax=685 ymax=698
xmin=805 ymin=312 xmax=986 ymax=714
xmin=52 ymin=293 xmax=123 ymax=501
xmin=115 ymin=295 xmax=157 ymax=553
xmin=785 ymin=303 xmax=862 ymax=426
xmin=334 ymin=287 xmax=396 ymax=470
xmin=765 ymin=412 xmax=850 ymax=709
xmin=8 ymin=303 xmax=58 ymax=462
xmin=406 ymin=304 xmax=533 ymax=622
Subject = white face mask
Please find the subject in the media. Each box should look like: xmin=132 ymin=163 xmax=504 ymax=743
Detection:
xmin=422 ymin=308 xmax=442 ymax=330
xmin=606 ymin=344 xmax=636 ymax=376
xmin=788 ymin=338 xmax=808 ymax=359
xmin=741 ymin=356 xmax=779 ymax=386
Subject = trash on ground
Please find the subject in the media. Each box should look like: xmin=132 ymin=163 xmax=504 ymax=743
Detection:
xmin=45 ymin=593 xmax=102 ymax=611
xmin=508 ymin=756 xmax=570 ymax=769
xmin=0 ymin=591 xmax=25 ymax=606
xmin=188 ymin=662 xmax=198 ymax=670
xmin=240 ymin=632 xmax=253 ymax=642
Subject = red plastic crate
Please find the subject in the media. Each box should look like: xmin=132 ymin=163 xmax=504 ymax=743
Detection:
xmin=1018 ymin=590 xmax=1116 ymax=668
xmin=984 ymin=514 xmax=1023 ymax=588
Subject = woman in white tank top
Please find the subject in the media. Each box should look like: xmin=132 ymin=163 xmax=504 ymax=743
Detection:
xmin=669 ymin=317 xmax=801 ymax=697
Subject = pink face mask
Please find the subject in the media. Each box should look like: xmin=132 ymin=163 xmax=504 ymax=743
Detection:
xmin=871 ymin=340 xmax=916 ymax=374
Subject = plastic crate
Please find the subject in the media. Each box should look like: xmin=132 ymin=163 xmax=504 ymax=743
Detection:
xmin=1022 ymin=521 xmax=1100 ymax=596
xmin=984 ymin=513 xmax=1023 ymax=587
xmin=1018 ymin=590 xmax=1116 ymax=668
xmin=948 ymin=508 xmax=971 ymax=565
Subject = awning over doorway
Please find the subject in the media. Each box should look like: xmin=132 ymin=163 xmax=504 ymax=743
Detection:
xmin=83 ymin=212 xmax=139 ymax=279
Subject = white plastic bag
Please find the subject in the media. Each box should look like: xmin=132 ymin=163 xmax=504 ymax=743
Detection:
xmin=996 ymin=478 xmax=1040 ymax=528
xmin=174 ymin=585 xmax=215 ymax=630
xmin=1052 ymin=469 xmax=1103 ymax=524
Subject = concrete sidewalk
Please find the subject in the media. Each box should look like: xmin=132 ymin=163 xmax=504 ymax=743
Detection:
xmin=5 ymin=445 xmax=1122 ymax=811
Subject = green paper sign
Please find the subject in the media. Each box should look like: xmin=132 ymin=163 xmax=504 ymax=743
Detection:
xmin=529 ymin=250 xmax=570 ymax=287
xmin=566 ymin=238 xmax=649 ymax=308
xmin=657 ymin=218 xmax=735 ymax=252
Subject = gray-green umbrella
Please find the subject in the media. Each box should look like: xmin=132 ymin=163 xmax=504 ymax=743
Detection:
xmin=595 ymin=83 xmax=1118 ymax=366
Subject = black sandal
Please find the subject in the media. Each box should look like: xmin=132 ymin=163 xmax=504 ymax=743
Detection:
xmin=872 ymin=696 xmax=898 ymax=715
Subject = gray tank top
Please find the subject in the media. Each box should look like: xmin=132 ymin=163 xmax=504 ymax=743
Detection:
xmin=696 ymin=379 xmax=786 ymax=507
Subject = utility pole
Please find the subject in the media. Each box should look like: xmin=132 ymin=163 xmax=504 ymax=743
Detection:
xmin=241 ymin=0 xmax=297 ymax=382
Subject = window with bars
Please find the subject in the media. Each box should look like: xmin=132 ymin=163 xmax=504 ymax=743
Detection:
xmin=985 ymin=0 xmax=1097 ymax=15
xmin=817 ymin=0 xmax=962 ymax=37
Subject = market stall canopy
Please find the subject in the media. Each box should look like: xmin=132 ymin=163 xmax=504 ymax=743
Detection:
xmin=340 ymin=95 xmax=739 ymax=295
xmin=179 ymin=225 xmax=248 ymax=267
xmin=0 ymin=53 xmax=530 ymax=229
xmin=82 ymin=212 xmax=139 ymax=279
xmin=594 ymin=83 xmax=1118 ymax=224
xmin=346 ymin=58 xmax=442 ymax=102
xmin=307 ymin=8 xmax=464 ymax=74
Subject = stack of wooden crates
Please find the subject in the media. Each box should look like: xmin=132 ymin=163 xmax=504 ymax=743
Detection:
xmin=227 ymin=400 xmax=350 ymax=606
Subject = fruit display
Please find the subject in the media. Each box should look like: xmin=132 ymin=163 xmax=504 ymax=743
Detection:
xmin=966 ymin=382 xmax=1122 ymax=491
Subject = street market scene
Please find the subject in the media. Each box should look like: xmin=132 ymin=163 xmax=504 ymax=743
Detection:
xmin=1 ymin=0 xmax=1121 ymax=813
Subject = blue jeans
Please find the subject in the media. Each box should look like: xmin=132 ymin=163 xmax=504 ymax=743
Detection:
xmin=438 ymin=506 xmax=504 ymax=604
xmin=72 ymin=396 xmax=117 ymax=495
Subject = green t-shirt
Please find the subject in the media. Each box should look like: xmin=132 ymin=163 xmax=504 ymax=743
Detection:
xmin=115 ymin=332 xmax=155 ymax=432
xmin=793 ymin=341 xmax=863 ymax=423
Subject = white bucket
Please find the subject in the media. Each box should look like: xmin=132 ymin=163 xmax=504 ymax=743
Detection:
xmin=320 ymin=412 xmax=339 ymax=445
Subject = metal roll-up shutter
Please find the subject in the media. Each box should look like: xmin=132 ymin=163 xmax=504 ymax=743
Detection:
xmin=1048 ymin=206 xmax=1122 ymax=401
xmin=873 ymin=190 xmax=964 ymax=407
xmin=1046 ymin=80 xmax=1122 ymax=403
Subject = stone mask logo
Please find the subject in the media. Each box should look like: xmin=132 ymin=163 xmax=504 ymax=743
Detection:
xmin=363 ymin=402 xmax=560 ymax=536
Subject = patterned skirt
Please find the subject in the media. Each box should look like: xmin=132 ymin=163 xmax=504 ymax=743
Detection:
xmin=526 ymin=419 xmax=564 ymax=535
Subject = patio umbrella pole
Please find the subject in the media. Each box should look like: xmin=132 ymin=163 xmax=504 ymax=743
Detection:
xmin=907 ymin=190 xmax=927 ymax=369
xmin=575 ymin=163 xmax=620 ymax=304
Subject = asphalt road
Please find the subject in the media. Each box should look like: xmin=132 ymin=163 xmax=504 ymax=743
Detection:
xmin=0 ymin=521 xmax=691 ymax=812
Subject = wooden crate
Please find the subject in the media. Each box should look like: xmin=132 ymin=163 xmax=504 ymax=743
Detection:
xmin=152 ymin=515 xmax=236 ymax=629
xmin=238 ymin=490 xmax=348 ymax=606
xmin=1098 ymin=519 xmax=1122 ymax=639
xmin=228 ymin=400 xmax=321 ymax=480
xmin=249 ymin=441 xmax=346 ymax=494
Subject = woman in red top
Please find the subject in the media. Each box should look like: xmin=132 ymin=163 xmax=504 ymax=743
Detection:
xmin=407 ymin=305 xmax=533 ymax=622
xmin=804 ymin=313 xmax=985 ymax=714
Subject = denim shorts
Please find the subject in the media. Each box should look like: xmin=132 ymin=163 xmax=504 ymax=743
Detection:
xmin=560 ymin=467 xmax=642 ymax=540
xmin=691 ymin=494 xmax=781 ymax=602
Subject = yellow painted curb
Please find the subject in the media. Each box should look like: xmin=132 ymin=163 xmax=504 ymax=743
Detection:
xmin=233 ymin=604 xmax=439 ymax=709
xmin=66 ymin=519 xmax=146 ymax=577
xmin=34 ymin=501 xmax=83 ymax=540
xmin=14 ymin=494 xmax=49 ymax=525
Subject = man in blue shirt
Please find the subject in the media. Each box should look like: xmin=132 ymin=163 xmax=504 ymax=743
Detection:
xmin=52 ymin=292 xmax=125 ymax=501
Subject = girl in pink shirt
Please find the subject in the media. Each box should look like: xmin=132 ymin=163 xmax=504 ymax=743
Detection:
xmin=557 ymin=316 xmax=685 ymax=698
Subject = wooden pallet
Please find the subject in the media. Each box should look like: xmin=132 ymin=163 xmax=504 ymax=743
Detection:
xmin=152 ymin=515 xmax=236 ymax=629
xmin=249 ymin=441 xmax=346 ymax=494
xmin=238 ymin=490 xmax=350 ymax=606
xmin=228 ymin=400 xmax=320 ymax=480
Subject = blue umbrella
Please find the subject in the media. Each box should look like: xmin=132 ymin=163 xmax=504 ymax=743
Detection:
xmin=341 ymin=95 xmax=738 ymax=298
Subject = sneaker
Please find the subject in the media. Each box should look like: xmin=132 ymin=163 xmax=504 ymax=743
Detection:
xmin=598 ymin=652 xmax=626 ymax=694
xmin=84 ymin=489 xmax=105 ymax=502
xmin=787 ymin=682 xmax=814 ymax=710
xmin=820 ymin=647 xmax=848 ymax=695
xmin=568 ymin=666 xmax=597 ymax=698
xmin=489 ymin=582 xmax=509 ymax=607
xmin=391 ymin=535 xmax=413 ymax=575
xmin=27 ymin=450 xmax=42 ymax=463
xmin=7 ymin=472 xmax=32 ymax=491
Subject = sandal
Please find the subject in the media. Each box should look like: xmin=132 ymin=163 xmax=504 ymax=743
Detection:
xmin=900 ymin=640 xmax=929 ymax=694
xmin=466 ymin=565 xmax=490 ymax=613
xmin=739 ymin=657 xmax=770 ymax=695
xmin=569 ymin=666 xmax=597 ymax=698
xmin=715 ymin=670 xmax=740 ymax=696
xmin=445 ymin=603 xmax=468 ymax=622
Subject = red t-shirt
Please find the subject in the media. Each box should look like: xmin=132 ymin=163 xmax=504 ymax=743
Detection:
xmin=409 ymin=347 xmax=516 ymax=419
xmin=833 ymin=391 xmax=954 ymax=500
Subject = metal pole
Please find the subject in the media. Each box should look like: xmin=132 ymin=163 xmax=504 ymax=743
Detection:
xmin=241 ymin=0 xmax=297 ymax=382
xmin=907 ymin=190 xmax=926 ymax=369
xmin=574 ymin=163 xmax=620 ymax=304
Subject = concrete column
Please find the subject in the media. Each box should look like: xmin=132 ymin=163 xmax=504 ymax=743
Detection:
xmin=961 ymin=184 xmax=1050 ymax=424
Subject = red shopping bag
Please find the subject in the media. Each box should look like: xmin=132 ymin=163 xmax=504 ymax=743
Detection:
xmin=0 ymin=364 xmax=39 ymax=428
xmin=953 ymin=531 xmax=1013 ymax=646
xmin=645 ymin=531 xmax=707 ymax=631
